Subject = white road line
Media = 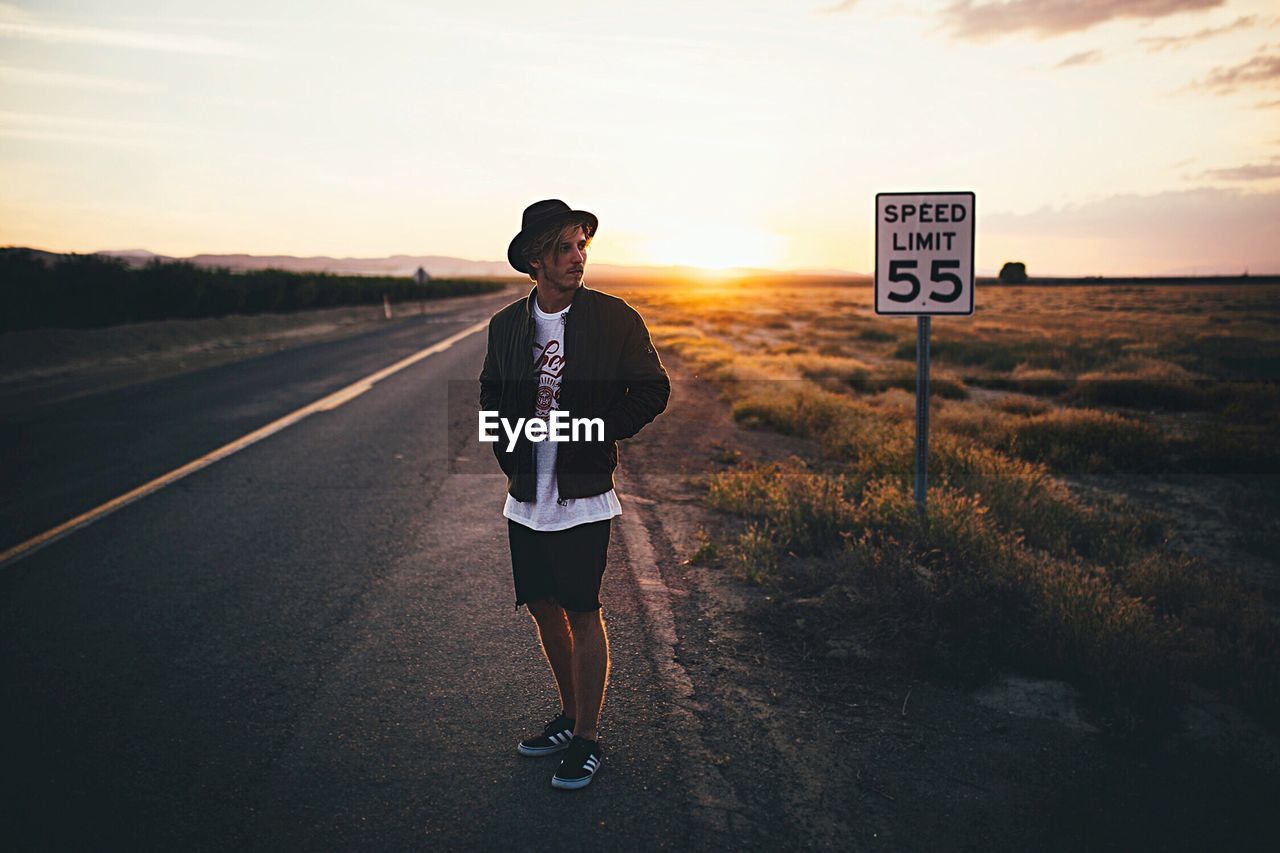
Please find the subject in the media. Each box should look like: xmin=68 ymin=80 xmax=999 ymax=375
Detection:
xmin=1 ymin=319 xmax=488 ymax=568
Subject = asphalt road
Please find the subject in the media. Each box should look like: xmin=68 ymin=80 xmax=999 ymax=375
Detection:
xmin=1 ymin=296 xmax=723 ymax=850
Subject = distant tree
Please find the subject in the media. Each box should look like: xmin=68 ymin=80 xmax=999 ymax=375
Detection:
xmin=998 ymin=262 xmax=1028 ymax=284
xmin=0 ymin=252 xmax=503 ymax=331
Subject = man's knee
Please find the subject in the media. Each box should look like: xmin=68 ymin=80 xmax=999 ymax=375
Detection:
xmin=565 ymin=606 xmax=604 ymax=633
xmin=527 ymin=596 xmax=563 ymax=622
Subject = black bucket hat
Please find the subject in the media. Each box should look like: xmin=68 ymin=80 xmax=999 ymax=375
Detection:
xmin=507 ymin=199 xmax=598 ymax=275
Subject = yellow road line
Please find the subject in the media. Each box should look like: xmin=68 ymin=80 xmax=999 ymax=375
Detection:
xmin=0 ymin=319 xmax=488 ymax=568
xmin=314 ymin=383 xmax=373 ymax=411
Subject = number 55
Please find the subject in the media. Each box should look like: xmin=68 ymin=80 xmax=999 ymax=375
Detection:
xmin=887 ymin=259 xmax=963 ymax=304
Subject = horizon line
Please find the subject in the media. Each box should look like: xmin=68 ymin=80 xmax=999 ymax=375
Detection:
xmin=4 ymin=244 xmax=1278 ymax=280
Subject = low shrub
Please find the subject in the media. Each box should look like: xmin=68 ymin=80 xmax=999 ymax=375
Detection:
xmin=1067 ymin=376 xmax=1208 ymax=411
xmin=726 ymin=384 xmax=1163 ymax=562
xmin=1210 ymin=380 xmax=1280 ymax=424
xmin=710 ymin=467 xmax=1186 ymax=712
xmin=708 ymin=461 xmax=857 ymax=556
xmin=991 ymin=394 xmax=1052 ymax=416
xmin=1168 ymin=333 xmax=1280 ymax=381
xmin=847 ymin=370 xmax=970 ymax=400
xmin=970 ymin=368 xmax=1072 ymax=397
xmin=1173 ymin=423 xmax=1280 ymax=475
xmin=931 ymin=435 xmax=1162 ymax=563
xmin=651 ymin=330 xmax=739 ymax=377
xmin=687 ymin=528 xmax=720 ymax=565
xmin=935 ymin=404 xmax=1016 ymax=446
xmin=855 ymin=326 xmax=898 ymax=343
xmin=735 ymin=523 xmax=780 ymax=584
xmin=894 ymin=337 xmax=1032 ymax=372
xmin=1011 ymin=408 xmax=1164 ymax=473
xmin=1028 ymin=554 xmax=1177 ymax=703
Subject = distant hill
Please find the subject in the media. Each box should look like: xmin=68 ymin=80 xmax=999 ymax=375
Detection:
xmin=10 ymin=249 xmax=1276 ymax=284
xmin=14 ymin=248 xmax=861 ymax=281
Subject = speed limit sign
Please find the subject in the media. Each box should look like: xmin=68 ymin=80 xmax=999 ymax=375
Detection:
xmin=872 ymin=190 xmax=975 ymax=518
xmin=875 ymin=191 xmax=975 ymax=315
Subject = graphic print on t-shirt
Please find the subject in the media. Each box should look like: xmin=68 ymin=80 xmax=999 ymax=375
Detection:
xmin=503 ymin=301 xmax=621 ymax=531
xmin=533 ymin=333 xmax=564 ymax=420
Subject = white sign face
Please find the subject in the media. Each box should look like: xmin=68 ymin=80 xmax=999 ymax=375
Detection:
xmin=875 ymin=191 xmax=975 ymax=316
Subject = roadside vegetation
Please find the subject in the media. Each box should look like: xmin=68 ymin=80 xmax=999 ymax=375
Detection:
xmin=0 ymin=249 xmax=506 ymax=332
xmin=623 ymin=278 xmax=1280 ymax=729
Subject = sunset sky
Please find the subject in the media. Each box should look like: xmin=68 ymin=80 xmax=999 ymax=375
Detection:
xmin=2 ymin=0 xmax=1278 ymax=275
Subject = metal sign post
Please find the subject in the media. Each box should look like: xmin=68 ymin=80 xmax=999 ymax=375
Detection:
xmin=914 ymin=315 xmax=930 ymax=513
xmin=874 ymin=191 xmax=976 ymax=518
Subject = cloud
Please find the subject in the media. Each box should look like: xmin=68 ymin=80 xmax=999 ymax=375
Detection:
xmin=1138 ymin=14 xmax=1257 ymax=51
xmin=940 ymin=0 xmax=1225 ymax=40
xmin=985 ymin=187 xmax=1280 ymax=275
xmin=1194 ymin=50 xmax=1280 ymax=93
xmin=0 ymin=110 xmax=177 ymax=148
xmin=1198 ymin=156 xmax=1280 ymax=181
xmin=0 ymin=64 xmax=161 ymax=94
xmin=0 ymin=127 xmax=159 ymax=148
xmin=0 ymin=5 xmax=249 ymax=56
xmin=1054 ymin=49 xmax=1103 ymax=68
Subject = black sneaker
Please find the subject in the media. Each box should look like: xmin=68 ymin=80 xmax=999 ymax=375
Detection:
xmin=551 ymin=735 xmax=602 ymax=790
xmin=517 ymin=712 xmax=576 ymax=756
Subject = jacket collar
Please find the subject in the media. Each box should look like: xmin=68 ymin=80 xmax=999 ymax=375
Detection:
xmin=523 ymin=283 xmax=592 ymax=320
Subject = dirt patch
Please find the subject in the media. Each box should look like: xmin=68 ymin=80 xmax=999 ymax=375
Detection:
xmin=1063 ymin=473 xmax=1280 ymax=602
xmin=972 ymin=675 xmax=1100 ymax=734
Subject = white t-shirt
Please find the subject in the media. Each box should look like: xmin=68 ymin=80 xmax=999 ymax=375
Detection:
xmin=503 ymin=299 xmax=622 ymax=532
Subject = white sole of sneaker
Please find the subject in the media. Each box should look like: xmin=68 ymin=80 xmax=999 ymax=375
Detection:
xmin=517 ymin=741 xmax=571 ymax=757
xmin=551 ymin=772 xmax=596 ymax=790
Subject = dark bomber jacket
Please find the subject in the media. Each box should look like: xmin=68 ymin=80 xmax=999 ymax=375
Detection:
xmin=478 ymin=284 xmax=671 ymax=502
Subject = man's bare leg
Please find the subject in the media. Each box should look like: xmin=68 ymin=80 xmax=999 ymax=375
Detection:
xmin=527 ymin=597 xmax=576 ymax=716
xmin=565 ymin=608 xmax=609 ymax=741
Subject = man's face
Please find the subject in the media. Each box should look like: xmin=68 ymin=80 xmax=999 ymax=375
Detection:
xmin=532 ymin=225 xmax=587 ymax=295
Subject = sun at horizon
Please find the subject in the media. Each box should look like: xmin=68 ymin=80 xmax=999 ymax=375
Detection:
xmin=609 ymin=223 xmax=787 ymax=272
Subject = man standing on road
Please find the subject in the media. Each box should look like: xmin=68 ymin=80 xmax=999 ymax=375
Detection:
xmin=479 ymin=199 xmax=670 ymax=790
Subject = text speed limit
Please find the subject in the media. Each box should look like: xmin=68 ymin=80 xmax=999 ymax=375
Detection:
xmin=875 ymin=191 xmax=975 ymax=316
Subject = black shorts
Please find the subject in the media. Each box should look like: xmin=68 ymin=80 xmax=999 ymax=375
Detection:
xmin=508 ymin=518 xmax=612 ymax=613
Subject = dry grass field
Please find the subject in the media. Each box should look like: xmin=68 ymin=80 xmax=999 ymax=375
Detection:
xmin=607 ymin=276 xmax=1280 ymax=731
